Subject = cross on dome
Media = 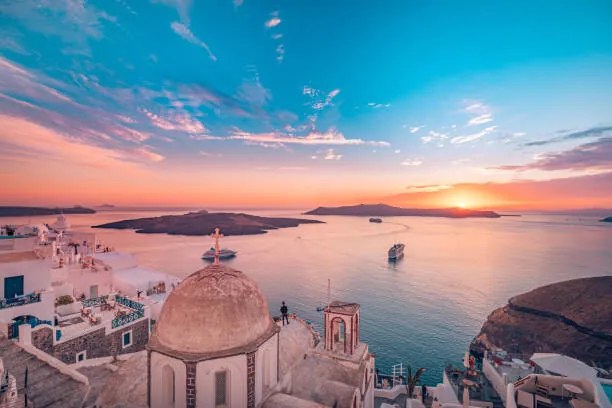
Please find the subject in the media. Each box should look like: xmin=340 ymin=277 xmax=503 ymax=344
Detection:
xmin=210 ymin=227 xmax=223 ymax=265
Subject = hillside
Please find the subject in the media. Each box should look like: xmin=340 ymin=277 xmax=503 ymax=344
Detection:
xmin=470 ymin=276 xmax=612 ymax=368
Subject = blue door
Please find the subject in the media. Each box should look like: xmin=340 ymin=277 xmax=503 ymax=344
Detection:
xmin=4 ymin=275 xmax=24 ymax=299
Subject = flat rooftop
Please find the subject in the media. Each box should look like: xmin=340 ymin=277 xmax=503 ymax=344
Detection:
xmin=0 ymin=250 xmax=40 ymax=263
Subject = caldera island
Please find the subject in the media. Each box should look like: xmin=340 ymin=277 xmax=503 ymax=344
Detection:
xmin=93 ymin=210 xmax=323 ymax=236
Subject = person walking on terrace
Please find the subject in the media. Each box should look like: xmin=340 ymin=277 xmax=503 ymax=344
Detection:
xmin=280 ymin=301 xmax=289 ymax=326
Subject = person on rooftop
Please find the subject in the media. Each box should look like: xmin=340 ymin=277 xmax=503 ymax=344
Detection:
xmin=280 ymin=301 xmax=289 ymax=326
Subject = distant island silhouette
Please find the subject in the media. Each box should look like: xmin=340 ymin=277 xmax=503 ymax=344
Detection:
xmin=98 ymin=204 xmax=116 ymax=209
xmin=0 ymin=206 xmax=96 ymax=217
xmin=93 ymin=210 xmax=323 ymax=236
xmin=305 ymin=203 xmax=500 ymax=218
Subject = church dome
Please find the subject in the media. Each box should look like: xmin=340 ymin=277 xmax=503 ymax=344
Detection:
xmin=150 ymin=263 xmax=275 ymax=356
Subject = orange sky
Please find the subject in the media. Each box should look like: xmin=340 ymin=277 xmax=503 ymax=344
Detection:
xmin=1 ymin=115 xmax=612 ymax=210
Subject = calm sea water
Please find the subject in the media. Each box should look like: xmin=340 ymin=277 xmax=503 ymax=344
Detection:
xmin=2 ymin=210 xmax=611 ymax=384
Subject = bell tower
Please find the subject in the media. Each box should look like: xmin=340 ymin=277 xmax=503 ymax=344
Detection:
xmin=323 ymin=301 xmax=360 ymax=355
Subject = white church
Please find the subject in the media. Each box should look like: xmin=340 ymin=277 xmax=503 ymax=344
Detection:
xmin=142 ymin=231 xmax=375 ymax=408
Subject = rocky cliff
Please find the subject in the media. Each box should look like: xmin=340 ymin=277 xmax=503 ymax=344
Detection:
xmin=470 ymin=276 xmax=612 ymax=369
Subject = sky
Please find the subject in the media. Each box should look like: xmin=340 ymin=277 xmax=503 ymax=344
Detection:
xmin=1 ymin=0 xmax=611 ymax=210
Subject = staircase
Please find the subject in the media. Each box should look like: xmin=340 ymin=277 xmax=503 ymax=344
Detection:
xmin=0 ymin=336 xmax=88 ymax=407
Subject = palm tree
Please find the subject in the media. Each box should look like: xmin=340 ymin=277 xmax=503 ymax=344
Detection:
xmin=403 ymin=365 xmax=427 ymax=399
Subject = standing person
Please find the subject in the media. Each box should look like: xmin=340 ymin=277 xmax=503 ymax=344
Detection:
xmin=280 ymin=301 xmax=289 ymax=326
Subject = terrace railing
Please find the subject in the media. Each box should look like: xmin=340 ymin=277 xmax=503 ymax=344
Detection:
xmin=111 ymin=309 xmax=144 ymax=329
xmin=115 ymin=295 xmax=144 ymax=311
xmin=81 ymin=295 xmax=109 ymax=308
xmin=0 ymin=292 xmax=41 ymax=310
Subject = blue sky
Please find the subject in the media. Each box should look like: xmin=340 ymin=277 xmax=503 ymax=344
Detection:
xmin=1 ymin=0 xmax=611 ymax=207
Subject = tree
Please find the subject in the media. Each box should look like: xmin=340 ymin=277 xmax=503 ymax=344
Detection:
xmin=404 ymin=366 xmax=427 ymax=399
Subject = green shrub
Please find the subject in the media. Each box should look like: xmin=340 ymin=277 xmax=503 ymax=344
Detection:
xmin=55 ymin=295 xmax=74 ymax=306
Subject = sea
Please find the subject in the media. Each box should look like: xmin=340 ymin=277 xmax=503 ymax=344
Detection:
xmin=2 ymin=209 xmax=611 ymax=384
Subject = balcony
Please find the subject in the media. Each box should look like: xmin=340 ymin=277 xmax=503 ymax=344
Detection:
xmin=0 ymin=292 xmax=41 ymax=310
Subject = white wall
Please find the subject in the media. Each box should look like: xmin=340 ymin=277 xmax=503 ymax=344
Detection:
xmin=196 ymin=354 xmax=247 ymax=408
xmin=151 ymin=352 xmax=187 ymax=408
xmin=0 ymin=257 xmax=52 ymax=298
xmin=483 ymin=358 xmax=507 ymax=402
xmin=255 ymin=334 xmax=279 ymax=405
xmin=0 ymin=289 xmax=54 ymax=324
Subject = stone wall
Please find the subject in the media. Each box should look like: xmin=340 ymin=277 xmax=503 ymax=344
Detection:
xmin=247 ymin=351 xmax=256 ymax=408
xmin=186 ymin=361 xmax=197 ymax=408
xmin=52 ymin=319 xmax=149 ymax=364
xmin=31 ymin=326 xmax=53 ymax=354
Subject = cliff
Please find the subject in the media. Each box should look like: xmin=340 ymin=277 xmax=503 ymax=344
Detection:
xmin=305 ymin=203 xmax=500 ymax=218
xmin=93 ymin=210 xmax=323 ymax=236
xmin=470 ymin=276 xmax=612 ymax=369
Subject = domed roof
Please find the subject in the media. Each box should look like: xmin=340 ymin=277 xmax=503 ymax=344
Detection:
xmin=150 ymin=263 xmax=276 ymax=357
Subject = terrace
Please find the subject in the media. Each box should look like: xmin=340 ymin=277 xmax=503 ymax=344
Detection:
xmin=56 ymin=295 xmax=146 ymax=343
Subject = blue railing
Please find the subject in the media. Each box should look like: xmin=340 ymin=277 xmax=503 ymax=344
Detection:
xmin=111 ymin=309 xmax=144 ymax=329
xmin=81 ymin=295 xmax=109 ymax=308
xmin=0 ymin=292 xmax=41 ymax=310
xmin=115 ymin=295 xmax=144 ymax=311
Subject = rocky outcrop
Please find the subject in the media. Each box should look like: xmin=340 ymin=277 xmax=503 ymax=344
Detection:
xmin=93 ymin=210 xmax=323 ymax=236
xmin=470 ymin=276 xmax=612 ymax=369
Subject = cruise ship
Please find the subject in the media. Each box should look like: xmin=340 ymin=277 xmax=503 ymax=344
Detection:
xmin=388 ymin=243 xmax=405 ymax=260
xmin=202 ymin=247 xmax=237 ymax=260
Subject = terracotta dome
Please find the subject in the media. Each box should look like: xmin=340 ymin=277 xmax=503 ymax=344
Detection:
xmin=150 ymin=263 xmax=275 ymax=356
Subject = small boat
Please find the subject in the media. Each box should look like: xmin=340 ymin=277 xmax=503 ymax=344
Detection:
xmin=369 ymin=217 xmax=383 ymax=223
xmin=388 ymin=243 xmax=405 ymax=260
xmin=202 ymin=247 xmax=237 ymax=260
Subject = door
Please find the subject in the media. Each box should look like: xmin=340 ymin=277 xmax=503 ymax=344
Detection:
xmin=4 ymin=275 xmax=24 ymax=299
xmin=89 ymin=285 xmax=98 ymax=298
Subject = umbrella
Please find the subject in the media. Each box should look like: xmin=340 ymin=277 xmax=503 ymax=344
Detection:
xmin=530 ymin=353 xmax=596 ymax=379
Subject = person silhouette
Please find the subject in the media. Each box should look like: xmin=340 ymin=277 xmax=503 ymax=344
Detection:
xmin=280 ymin=301 xmax=289 ymax=326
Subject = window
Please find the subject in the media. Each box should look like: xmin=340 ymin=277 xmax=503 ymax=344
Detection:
xmin=122 ymin=330 xmax=132 ymax=348
xmin=215 ymin=371 xmax=228 ymax=407
xmin=76 ymin=351 xmax=86 ymax=363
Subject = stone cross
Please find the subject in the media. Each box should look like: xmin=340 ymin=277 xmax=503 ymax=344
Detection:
xmin=211 ymin=227 xmax=223 ymax=265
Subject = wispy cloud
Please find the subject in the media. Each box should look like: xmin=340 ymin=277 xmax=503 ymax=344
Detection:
xmin=400 ymin=158 xmax=423 ymax=166
xmin=368 ymin=102 xmax=391 ymax=109
xmin=265 ymin=11 xmax=282 ymax=28
xmin=0 ymin=0 xmax=116 ymax=51
xmin=142 ymin=108 xmax=207 ymax=134
xmin=229 ymin=128 xmax=389 ymax=147
xmin=421 ymin=130 xmax=448 ymax=144
xmin=153 ymin=0 xmax=192 ymax=24
xmin=407 ymin=125 xmax=423 ymax=134
xmin=405 ymin=184 xmax=451 ymax=193
xmin=523 ymin=126 xmax=612 ymax=147
xmin=451 ymin=126 xmax=497 ymax=144
xmin=310 ymin=148 xmax=343 ymax=160
xmin=0 ymin=115 xmax=160 ymax=169
xmin=275 ymin=44 xmax=285 ymax=63
xmin=463 ymin=101 xmax=493 ymax=126
xmin=496 ymin=137 xmax=612 ymax=172
xmin=170 ymin=21 xmax=217 ymax=61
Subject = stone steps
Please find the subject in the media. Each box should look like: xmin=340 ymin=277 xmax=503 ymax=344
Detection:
xmin=0 ymin=336 xmax=88 ymax=407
